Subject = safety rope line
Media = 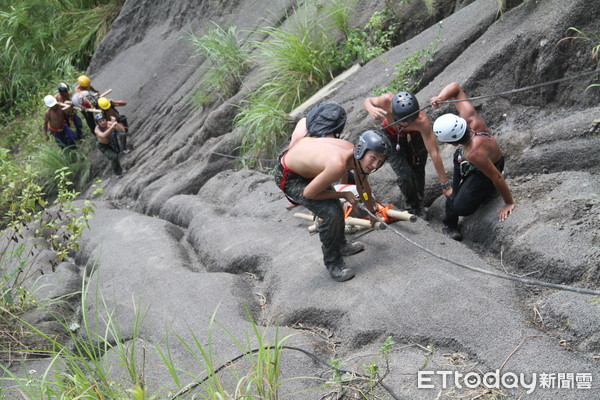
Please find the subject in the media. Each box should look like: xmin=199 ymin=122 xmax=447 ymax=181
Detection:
xmin=356 ymin=203 xmax=600 ymax=297
xmin=169 ymin=345 xmax=401 ymax=400
xmin=378 ymin=68 xmax=600 ymax=131
xmin=437 ymin=68 xmax=600 ymax=105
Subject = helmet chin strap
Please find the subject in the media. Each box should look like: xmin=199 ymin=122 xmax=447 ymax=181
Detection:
xmin=353 ymin=157 xmax=368 ymax=176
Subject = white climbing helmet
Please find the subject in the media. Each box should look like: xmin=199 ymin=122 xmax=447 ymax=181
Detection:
xmin=433 ymin=113 xmax=467 ymax=143
xmin=44 ymin=95 xmax=57 ymax=107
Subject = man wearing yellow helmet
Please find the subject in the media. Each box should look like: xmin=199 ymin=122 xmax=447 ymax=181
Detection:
xmin=97 ymin=96 xmax=129 ymax=153
xmin=75 ymin=75 xmax=100 ymax=134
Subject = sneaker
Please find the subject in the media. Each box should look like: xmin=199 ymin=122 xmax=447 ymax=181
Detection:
xmin=327 ymin=263 xmax=355 ymax=282
xmin=340 ymin=240 xmax=365 ymax=256
xmin=121 ymin=149 xmax=130 ymax=154
xmin=442 ymin=226 xmax=462 ymax=241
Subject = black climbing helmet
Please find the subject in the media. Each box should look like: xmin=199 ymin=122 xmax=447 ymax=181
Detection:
xmin=305 ymin=101 xmax=347 ymax=138
xmin=354 ymin=130 xmax=392 ymax=160
xmin=94 ymin=113 xmax=106 ymax=121
xmin=58 ymin=82 xmax=70 ymax=93
xmin=392 ymin=91 xmax=420 ymax=122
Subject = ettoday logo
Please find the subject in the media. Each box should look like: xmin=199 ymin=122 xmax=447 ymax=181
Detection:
xmin=417 ymin=370 xmax=593 ymax=394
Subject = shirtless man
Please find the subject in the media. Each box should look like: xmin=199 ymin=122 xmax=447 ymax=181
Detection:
xmin=94 ymin=113 xmax=123 ymax=177
xmin=288 ymin=101 xmax=347 ymax=148
xmin=55 ymin=82 xmax=83 ymax=138
xmin=430 ymin=82 xmax=515 ymax=241
xmin=364 ymin=91 xmax=452 ymax=218
xmin=98 ymin=97 xmax=129 ymax=153
xmin=274 ymin=130 xmax=391 ymax=282
xmin=43 ymin=95 xmax=78 ymax=148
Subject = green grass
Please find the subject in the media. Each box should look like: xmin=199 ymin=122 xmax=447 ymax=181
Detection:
xmin=188 ymin=22 xmax=251 ymax=106
xmin=374 ymin=36 xmax=439 ymax=95
xmin=232 ymin=0 xmax=404 ymax=166
xmin=559 ymin=27 xmax=600 ymax=91
xmin=0 ymin=0 xmax=124 ymax=115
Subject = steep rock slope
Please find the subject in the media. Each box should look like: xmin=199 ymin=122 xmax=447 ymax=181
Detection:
xmin=5 ymin=0 xmax=599 ymax=398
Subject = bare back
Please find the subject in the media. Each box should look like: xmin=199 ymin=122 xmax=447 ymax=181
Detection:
xmin=285 ymin=137 xmax=353 ymax=180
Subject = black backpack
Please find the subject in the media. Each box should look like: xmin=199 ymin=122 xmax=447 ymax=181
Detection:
xmin=305 ymin=102 xmax=347 ymax=138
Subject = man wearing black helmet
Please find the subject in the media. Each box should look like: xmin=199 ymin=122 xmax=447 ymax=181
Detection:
xmin=55 ymin=83 xmax=84 ymax=138
xmin=364 ymin=92 xmax=451 ymax=218
xmin=274 ymin=130 xmax=391 ymax=282
xmin=288 ymin=101 xmax=347 ymax=149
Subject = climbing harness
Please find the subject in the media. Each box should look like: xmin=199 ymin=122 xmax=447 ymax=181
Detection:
xmin=355 ymin=203 xmax=600 ymax=297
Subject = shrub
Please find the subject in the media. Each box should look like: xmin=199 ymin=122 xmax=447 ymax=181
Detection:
xmin=188 ymin=23 xmax=251 ymax=106
xmin=374 ymin=38 xmax=439 ymax=95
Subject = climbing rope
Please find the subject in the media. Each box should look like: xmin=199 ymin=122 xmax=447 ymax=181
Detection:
xmin=436 ymin=68 xmax=600 ymax=105
xmin=377 ymin=68 xmax=600 ymax=131
xmin=356 ymin=203 xmax=600 ymax=297
xmin=169 ymin=344 xmax=401 ymax=400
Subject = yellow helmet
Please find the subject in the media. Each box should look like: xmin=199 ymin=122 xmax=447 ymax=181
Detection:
xmin=98 ymin=97 xmax=111 ymax=110
xmin=77 ymin=75 xmax=91 ymax=87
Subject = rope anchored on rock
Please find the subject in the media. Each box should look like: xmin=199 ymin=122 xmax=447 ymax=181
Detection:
xmin=356 ymin=203 xmax=600 ymax=297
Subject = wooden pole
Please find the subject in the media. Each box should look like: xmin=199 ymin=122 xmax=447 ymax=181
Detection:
xmin=294 ymin=213 xmax=385 ymax=230
xmin=386 ymin=209 xmax=417 ymax=223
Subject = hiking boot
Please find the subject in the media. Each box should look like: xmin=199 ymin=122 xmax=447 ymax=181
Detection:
xmin=442 ymin=226 xmax=462 ymax=241
xmin=340 ymin=240 xmax=365 ymax=256
xmin=327 ymin=264 xmax=355 ymax=282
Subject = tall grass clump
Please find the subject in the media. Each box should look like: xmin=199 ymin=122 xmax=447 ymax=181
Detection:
xmin=188 ymin=22 xmax=251 ymax=106
xmin=165 ymin=309 xmax=292 ymax=400
xmin=0 ymin=0 xmax=124 ymax=117
xmin=0 ymin=266 xmax=148 ymax=399
xmin=232 ymin=0 xmax=403 ymax=167
xmin=234 ymin=3 xmax=347 ymax=168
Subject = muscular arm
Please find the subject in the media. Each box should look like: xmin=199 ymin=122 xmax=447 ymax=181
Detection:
xmin=470 ymin=151 xmax=515 ymax=221
xmin=364 ymin=93 xmax=393 ymax=122
xmin=289 ymin=118 xmax=308 ymax=148
xmin=415 ymin=115 xmax=452 ymax=196
xmin=43 ymin=113 xmax=50 ymax=141
xmin=302 ymin=158 xmax=348 ymax=201
xmin=431 ymin=82 xmax=488 ymax=133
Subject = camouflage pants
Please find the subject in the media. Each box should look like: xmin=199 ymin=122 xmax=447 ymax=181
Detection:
xmin=274 ymin=159 xmax=345 ymax=269
xmin=383 ymin=131 xmax=428 ymax=211
xmin=97 ymin=141 xmax=122 ymax=175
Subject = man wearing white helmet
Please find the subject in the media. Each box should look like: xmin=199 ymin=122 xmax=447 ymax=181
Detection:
xmin=430 ymin=82 xmax=515 ymax=241
xmin=42 ymin=95 xmax=79 ymax=148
